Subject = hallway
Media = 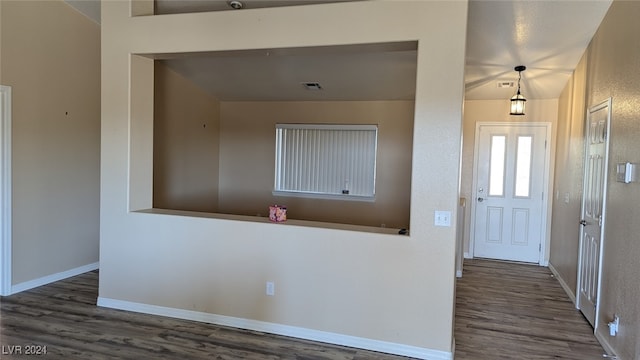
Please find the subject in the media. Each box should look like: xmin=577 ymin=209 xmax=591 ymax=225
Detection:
xmin=455 ymin=259 xmax=606 ymax=359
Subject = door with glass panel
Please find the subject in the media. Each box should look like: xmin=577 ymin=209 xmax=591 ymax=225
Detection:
xmin=472 ymin=123 xmax=549 ymax=263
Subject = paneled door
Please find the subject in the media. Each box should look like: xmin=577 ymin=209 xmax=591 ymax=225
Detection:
xmin=577 ymin=99 xmax=611 ymax=328
xmin=472 ymin=123 xmax=549 ymax=263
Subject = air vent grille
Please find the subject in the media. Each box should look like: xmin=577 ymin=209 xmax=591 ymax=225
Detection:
xmin=497 ymin=81 xmax=515 ymax=88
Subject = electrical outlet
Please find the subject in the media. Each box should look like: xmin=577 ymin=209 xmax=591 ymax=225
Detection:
xmin=266 ymin=281 xmax=275 ymax=296
xmin=434 ymin=211 xmax=451 ymax=227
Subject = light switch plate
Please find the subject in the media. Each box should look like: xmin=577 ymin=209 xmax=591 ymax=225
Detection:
xmin=617 ymin=162 xmax=637 ymax=183
xmin=434 ymin=211 xmax=451 ymax=227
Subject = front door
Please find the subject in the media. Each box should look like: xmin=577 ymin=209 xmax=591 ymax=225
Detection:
xmin=472 ymin=123 xmax=549 ymax=263
xmin=577 ymin=99 xmax=611 ymax=328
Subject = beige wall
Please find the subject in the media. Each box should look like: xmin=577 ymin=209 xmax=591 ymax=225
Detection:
xmin=153 ymin=61 xmax=220 ymax=213
xmin=580 ymin=1 xmax=640 ymax=357
xmin=218 ymin=101 xmax=413 ymax=229
xmin=549 ymin=54 xmax=587 ymax=298
xmin=461 ymin=99 xmax=558 ymax=262
xmin=100 ymin=1 xmax=467 ymax=356
xmin=0 ymin=1 xmax=100 ymax=284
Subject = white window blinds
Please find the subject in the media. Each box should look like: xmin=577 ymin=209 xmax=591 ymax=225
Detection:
xmin=274 ymin=124 xmax=377 ymax=200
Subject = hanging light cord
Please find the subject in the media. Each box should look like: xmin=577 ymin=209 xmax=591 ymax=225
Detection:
xmin=514 ymin=65 xmax=526 ymax=95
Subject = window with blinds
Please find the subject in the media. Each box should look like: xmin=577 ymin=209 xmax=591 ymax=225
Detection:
xmin=274 ymin=124 xmax=377 ymax=201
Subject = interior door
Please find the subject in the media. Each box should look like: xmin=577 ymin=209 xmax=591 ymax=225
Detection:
xmin=473 ymin=123 xmax=548 ymax=263
xmin=577 ymin=99 xmax=611 ymax=328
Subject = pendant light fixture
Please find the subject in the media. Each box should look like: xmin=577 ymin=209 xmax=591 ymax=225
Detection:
xmin=510 ymin=65 xmax=527 ymax=116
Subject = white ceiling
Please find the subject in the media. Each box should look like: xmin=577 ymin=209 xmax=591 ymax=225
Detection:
xmin=465 ymin=0 xmax=612 ymax=100
xmin=65 ymin=0 xmax=613 ymax=101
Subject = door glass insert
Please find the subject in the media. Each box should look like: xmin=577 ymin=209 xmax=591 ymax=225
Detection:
xmin=489 ymin=135 xmax=506 ymax=196
xmin=515 ymin=135 xmax=532 ymax=197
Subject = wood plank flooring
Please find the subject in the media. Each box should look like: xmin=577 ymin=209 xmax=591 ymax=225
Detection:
xmin=455 ymin=259 xmax=605 ymax=360
xmin=0 ymin=271 xmax=408 ymax=360
xmin=0 ymin=259 xmax=604 ymax=359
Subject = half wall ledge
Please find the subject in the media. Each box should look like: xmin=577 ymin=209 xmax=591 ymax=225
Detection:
xmin=135 ymin=208 xmax=409 ymax=236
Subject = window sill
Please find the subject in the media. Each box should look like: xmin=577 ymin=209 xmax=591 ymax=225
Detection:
xmin=272 ymin=190 xmax=375 ymax=202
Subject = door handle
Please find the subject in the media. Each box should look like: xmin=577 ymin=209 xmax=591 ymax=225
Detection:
xmin=579 ymin=220 xmax=587 ymax=226
xmin=477 ymin=197 xmax=484 ymax=202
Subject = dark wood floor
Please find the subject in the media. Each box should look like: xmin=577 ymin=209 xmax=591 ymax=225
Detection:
xmin=0 ymin=260 xmax=604 ymax=359
xmin=0 ymin=271 xmax=408 ymax=360
xmin=455 ymin=259 xmax=605 ymax=360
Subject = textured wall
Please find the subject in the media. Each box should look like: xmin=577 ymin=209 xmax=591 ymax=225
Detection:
xmin=1 ymin=1 xmax=100 ymax=284
xmin=100 ymin=0 xmax=467 ymax=355
xmin=549 ymin=53 xmax=587 ymax=299
xmin=153 ymin=62 xmax=220 ymax=213
xmin=583 ymin=1 xmax=640 ymax=358
xmin=550 ymin=1 xmax=640 ymax=358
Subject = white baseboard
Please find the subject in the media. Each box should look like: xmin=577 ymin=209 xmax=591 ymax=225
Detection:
xmin=451 ymin=337 xmax=455 ymax=356
xmin=540 ymin=259 xmax=549 ymax=267
xmin=549 ymin=265 xmax=617 ymax=359
xmin=548 ymin=263 xmax=576 ymax=305
xmin=595 ymin=329 xmax=617 ymax=359
xmin=98 ymin=297 xmax=452 ymax=360
xmin=456 ymin=270 xmax=463 ymax=278
xmin=11 ymin=262 xmax=99 ymax=294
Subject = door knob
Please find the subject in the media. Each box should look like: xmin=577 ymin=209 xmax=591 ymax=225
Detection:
xmin=477 ymin=197 xmax=484 ymax=202
xmin=579 ymin=220 xmax=587 ymax=226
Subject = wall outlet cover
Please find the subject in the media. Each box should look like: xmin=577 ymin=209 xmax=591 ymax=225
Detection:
xmin=266 ymin=281 xmax=275 ymax=296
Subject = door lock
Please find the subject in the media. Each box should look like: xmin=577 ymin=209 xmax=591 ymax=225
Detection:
xmin=579 ymin=219 xmax=587 ymax=226
xmin=477 ymin=197 xmax=484 ymax=202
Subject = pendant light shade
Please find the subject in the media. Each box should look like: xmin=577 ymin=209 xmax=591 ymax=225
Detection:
xmin=510 ymin=65 xmax=527 ymax=116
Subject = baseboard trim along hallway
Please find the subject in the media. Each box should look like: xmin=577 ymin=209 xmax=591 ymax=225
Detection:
xmin=97 ymin=297 xmax=452 ymax=360
xmin=548 ymin=262 xmax=577 ymax=304
xmin=11 ymin=262 xmax=99 ymax=295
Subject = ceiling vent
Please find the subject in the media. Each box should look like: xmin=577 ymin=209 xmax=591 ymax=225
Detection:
xmin=497 ymin=81 xmax=515 ymax=89
xmin=302 ymin=82 xmax=323 ymax=91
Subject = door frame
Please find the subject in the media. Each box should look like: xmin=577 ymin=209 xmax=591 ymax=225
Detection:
xmin=469 ymin=122 xmax=552 ymax=265
xmin=0 ymin=85 xmax=12 ymax=296
xmin=576 ymin=98 xmax=612 ymax=331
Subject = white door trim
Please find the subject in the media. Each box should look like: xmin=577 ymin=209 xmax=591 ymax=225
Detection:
xmin=469 ymin=122 xmax=552 ymax=265
xmin=576 ymin=98 xmax=612 ymax=331
xmin=0 ymin=85 xmax=12 ymax=296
